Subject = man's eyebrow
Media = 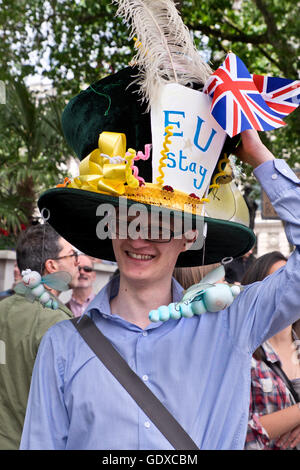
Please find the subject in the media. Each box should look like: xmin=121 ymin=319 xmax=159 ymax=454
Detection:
xmin=64 ymin=249 xmax=75 ymax=256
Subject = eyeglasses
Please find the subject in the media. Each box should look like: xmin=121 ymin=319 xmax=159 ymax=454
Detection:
xmin=52 ymin=249 xmax=79 ymax=263
xmin=110 ymin=220 xmax=183 ymax=243
xmin=78 ymin=266 xmax=94 ymax=273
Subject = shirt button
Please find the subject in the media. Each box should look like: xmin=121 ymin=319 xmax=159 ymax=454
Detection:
xmin=271 ymin=174 xmax=278 ymax=180
xmin=102 ymin=314 xmax=108 ymax=319
xmin=142 ymin=374 xmax=149 ymax=382
xmin=142 ymin=331 xmax=148 ymax=337
xmin=144 ymin=421 xmax=151 ymax=428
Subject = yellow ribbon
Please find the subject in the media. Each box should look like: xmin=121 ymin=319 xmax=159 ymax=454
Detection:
xmin=156 ymin=125 xmax=173 ymax=187
xmin=67 ymin=132 xmax=139 ymax=196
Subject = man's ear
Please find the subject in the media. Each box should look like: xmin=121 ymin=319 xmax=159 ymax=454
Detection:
xmin=44 ymin=258 xmax=58 ymax=274
xmin=182 ymin=229 xmax=199 ymax=252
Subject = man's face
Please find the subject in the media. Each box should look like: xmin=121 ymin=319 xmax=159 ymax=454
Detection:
xmin=76 ymin=255 xmax=96 ymax=289
xmin=111 ymin=214 xmax=187 ymax=285
xmin=55 ymin=238 xmax=79 ymax=288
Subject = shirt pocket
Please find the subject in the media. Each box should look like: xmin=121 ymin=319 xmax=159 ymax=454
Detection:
xmin=261 ymin=377 xmax=273 ymax=393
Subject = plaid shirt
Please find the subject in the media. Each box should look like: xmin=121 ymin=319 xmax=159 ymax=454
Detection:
xmin=245 ymin=331 xmax=300 ymax=450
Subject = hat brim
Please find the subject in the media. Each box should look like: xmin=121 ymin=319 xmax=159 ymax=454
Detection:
xmin=38 ymin=188 xmax=255 ymax=267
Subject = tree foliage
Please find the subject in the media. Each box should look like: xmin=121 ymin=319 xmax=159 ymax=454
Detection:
xmin=0 ymin=0 xmax=299 ymax=245
xmin=0 ymin=79 xmax=70 ymax=246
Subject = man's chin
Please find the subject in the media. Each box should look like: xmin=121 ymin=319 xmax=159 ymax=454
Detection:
xmin=122 ymin=267 xmax=160 ymax=285
xmin=68 ymin=283 xmax=77 ymax=290
xmin=74 ymin=282 xmax=90 ymax=289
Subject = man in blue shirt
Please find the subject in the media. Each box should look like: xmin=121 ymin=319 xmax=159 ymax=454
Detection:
xmin=20 ymin=130 xmax=300 ymax=449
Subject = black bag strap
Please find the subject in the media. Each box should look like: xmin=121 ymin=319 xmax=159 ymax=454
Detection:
xmin=259 ymin=347 xmax=299 ymax=403
xmin=71 ymin=316 xmax=199 ymax=450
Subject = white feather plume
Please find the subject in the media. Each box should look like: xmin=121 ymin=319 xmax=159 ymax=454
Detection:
xmin=113 ymin=0 xmax=212 ymax=108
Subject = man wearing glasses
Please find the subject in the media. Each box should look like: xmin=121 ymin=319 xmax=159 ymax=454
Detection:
xmin=0 ymin=223 xmax=79 ymax=450
xmin=20 ymin=130 xmax=300 ymax=450
xmin=66 ymin=254 xmax=96 ymax=317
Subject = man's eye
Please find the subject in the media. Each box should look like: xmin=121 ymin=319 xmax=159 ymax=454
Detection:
xmin=150 ymin=227 xmax=170 ymax=238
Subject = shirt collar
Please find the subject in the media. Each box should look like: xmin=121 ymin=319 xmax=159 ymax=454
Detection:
xmin=70 ymin=293 xmax=95 ymax=306
xmin=85 ymin=275 xmax=183 ymax=322
xmin=262 ymin=341 xmax=280 ymax=363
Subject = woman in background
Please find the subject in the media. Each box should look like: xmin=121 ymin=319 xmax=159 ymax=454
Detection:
xmin=243 ymin=251 xmax=300 ymax=450
xmin=173 ymin=263 xmax=222 ymax=289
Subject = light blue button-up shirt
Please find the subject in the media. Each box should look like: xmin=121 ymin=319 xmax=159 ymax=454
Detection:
xmin=20 ymin=159 xmax=300 ymax=450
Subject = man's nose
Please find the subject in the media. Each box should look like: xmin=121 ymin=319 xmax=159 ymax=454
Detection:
xmin=127 ymin=236 xmax=152 ymax=247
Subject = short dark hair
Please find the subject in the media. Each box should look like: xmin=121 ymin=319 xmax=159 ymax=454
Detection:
xmin=16 ymin=223 xmax=61 ymax=275
xmin=241 ymin=251 xmax=287 ymax=285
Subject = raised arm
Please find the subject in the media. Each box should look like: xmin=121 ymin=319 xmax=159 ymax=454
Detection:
xmin=234 ymin=129 xmax=275 ymax=168
xmin=224 ymin=130 xmax=300 ymax=353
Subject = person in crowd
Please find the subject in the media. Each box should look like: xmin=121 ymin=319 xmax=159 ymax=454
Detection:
xmin=0 ymin=223 xmax=78 ymax=450
xmin=243 ymin=251 xmax=300 ymax=450
xmin=225 ymin=248 xmax=256 ymax=284
xmin=0 ymin=262 xmax=22 ymax=300
xmin=12 ymin=261 xmax=22 ymax=286
xmin=0 ymin=286 xmax=14 ymax=300
xmin=66 ymin=254 xmax=96 ymax=317
xmin=20 ymin=130 xmax=300 ymax=450
xmin=173 ymin=263 xmax=223 ymax=290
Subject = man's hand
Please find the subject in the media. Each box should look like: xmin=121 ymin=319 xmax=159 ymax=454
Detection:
xmin=234 ymin=129 xmax=275 ymax=168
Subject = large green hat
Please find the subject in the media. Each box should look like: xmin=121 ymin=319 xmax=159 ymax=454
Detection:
xmin=38 ymin=66 xmax=255 ymax=267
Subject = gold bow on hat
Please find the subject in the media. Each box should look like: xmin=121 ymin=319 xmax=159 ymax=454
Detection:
xmin=67 ymin=132 xmax=139 ymax=195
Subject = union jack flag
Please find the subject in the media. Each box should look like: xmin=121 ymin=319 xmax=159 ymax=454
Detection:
xmin=203 ymin=52 xmax=300 ymax=138
xmin=252 ymin=74 xmax=300 ymax=118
